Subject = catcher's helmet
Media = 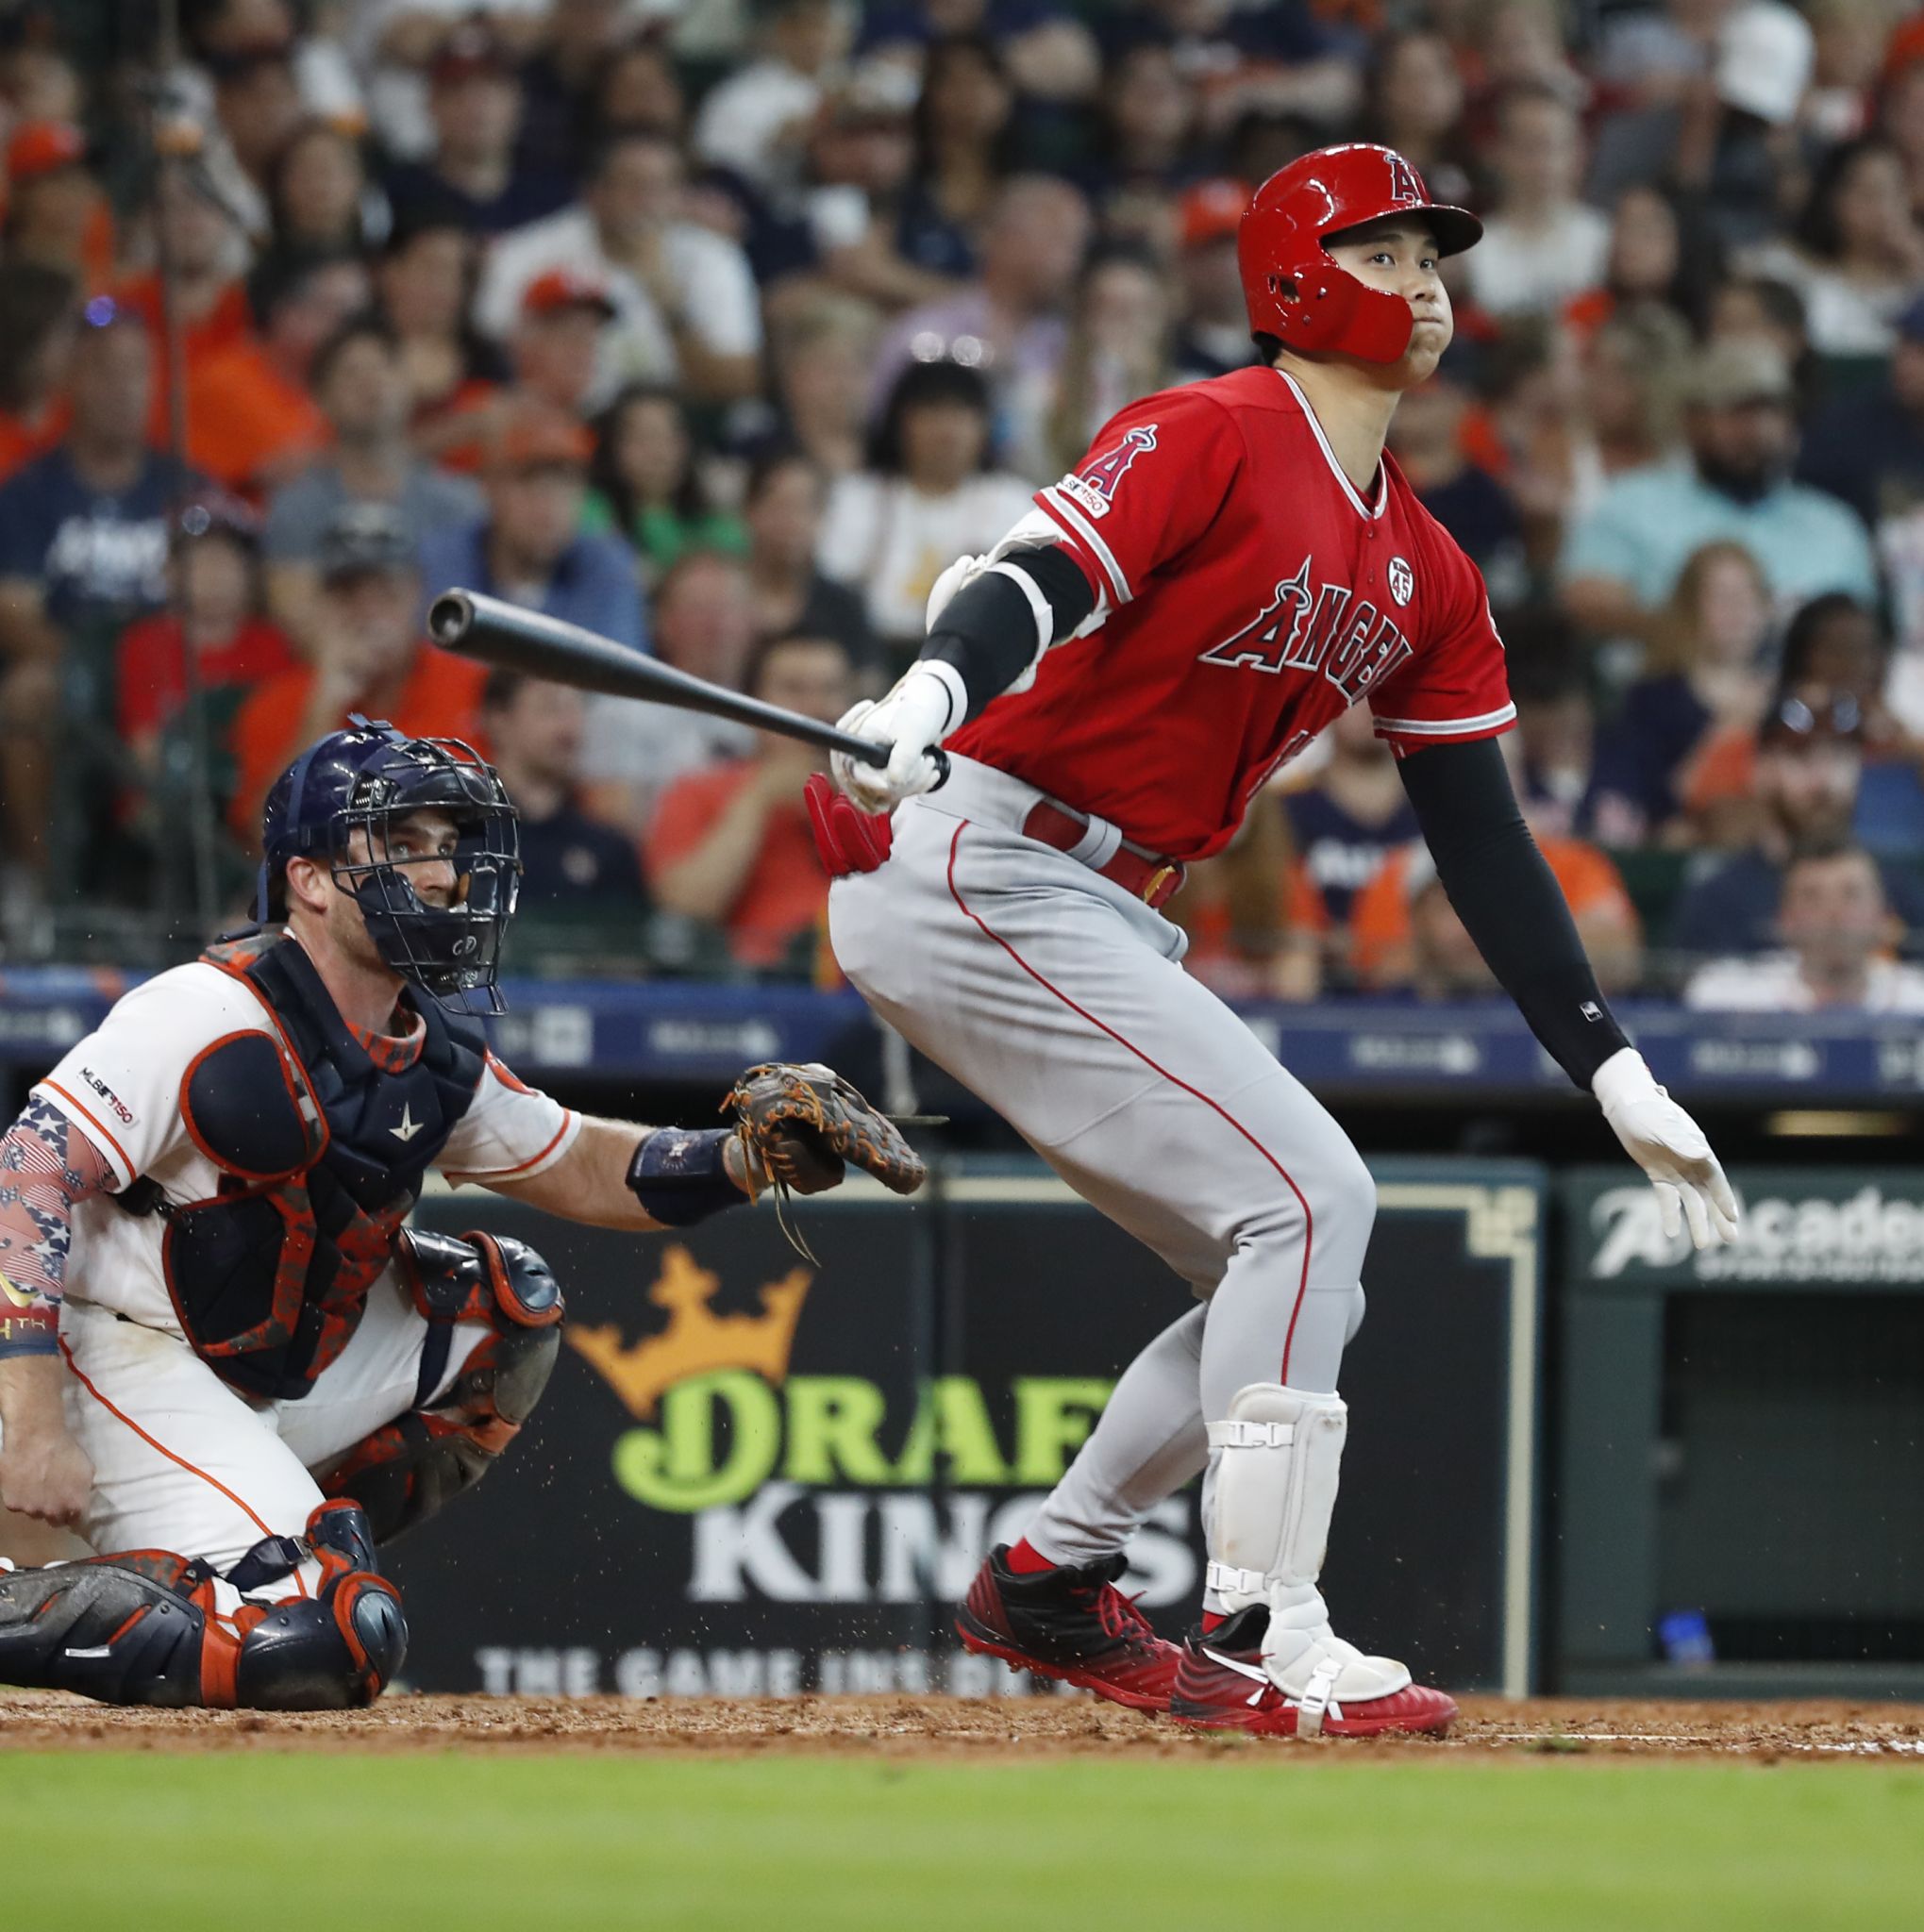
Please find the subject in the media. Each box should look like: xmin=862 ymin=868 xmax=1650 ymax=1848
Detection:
xmin=257 ymin=717 xmax=521 ymax=1014
xmin=1238 ymin=144 xmax=1481 ymax=364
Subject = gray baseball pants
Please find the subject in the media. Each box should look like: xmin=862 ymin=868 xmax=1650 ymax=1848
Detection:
xmin=828 ymin=757 xmax=1377 ymax=1578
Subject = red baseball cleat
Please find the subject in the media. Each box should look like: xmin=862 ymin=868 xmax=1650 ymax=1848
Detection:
xmin=955 ymin=1545 xmax=1182 ymax=1712
xmin=1169 ymin=1605 xmax=1457 ymax=1738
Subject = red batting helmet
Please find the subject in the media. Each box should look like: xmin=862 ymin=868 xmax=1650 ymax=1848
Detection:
xmin=1238 ymin=144 xmax=1481 ymax=364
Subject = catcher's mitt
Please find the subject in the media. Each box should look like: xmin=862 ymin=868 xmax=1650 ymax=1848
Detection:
xmin=724 ymin=1062 xmax=929 ymax=1204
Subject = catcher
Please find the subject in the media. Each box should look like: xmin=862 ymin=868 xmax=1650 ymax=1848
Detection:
xmin=0 ymin=719 xmax=921 ymax=1711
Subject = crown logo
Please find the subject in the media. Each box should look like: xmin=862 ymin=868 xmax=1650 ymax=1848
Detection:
xmin=566 ymin=1242 xmax=812 ymax=1420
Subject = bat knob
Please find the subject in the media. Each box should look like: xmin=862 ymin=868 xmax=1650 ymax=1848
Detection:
xmin=929 ymin=748 xmax=951 ymax=791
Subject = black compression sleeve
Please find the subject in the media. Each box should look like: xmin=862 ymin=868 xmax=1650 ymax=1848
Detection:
xmin=1397 ymin=736 xmax=1632 ymax=1089
xmin=922 ymin=547 xmax=1097 ymax=721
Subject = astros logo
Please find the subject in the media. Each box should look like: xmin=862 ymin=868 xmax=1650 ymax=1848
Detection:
xmin=1387 ymin=557 xmax=1414 ymax=607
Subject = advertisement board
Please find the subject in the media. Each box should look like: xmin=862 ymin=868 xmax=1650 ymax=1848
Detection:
xmin=398 ymin=1159 xmax=1543 ymax=1698
xmin=1558 ymin=1167 xmax=1924 ymax=1694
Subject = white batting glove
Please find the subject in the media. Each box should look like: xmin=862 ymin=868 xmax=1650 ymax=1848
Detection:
xmin=927 ymin=552 xmax=989 ymax=631
xmin=829 ymin=661 xmax=966 ymax=814
xmin=1593 ymin=1047 xmax=1740 ymax=1250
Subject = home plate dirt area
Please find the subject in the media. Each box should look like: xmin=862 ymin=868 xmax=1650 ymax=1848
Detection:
xmin=4 ymin=1691 xmax=1923 ymax=1758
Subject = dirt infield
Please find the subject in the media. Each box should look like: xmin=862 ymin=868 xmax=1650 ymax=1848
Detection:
xmin=4 ymin=1691 xmax=1923 ymax=1758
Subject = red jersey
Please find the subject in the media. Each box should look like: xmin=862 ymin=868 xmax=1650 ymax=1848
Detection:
xmin=946 ymin=365 xmax=1514 ymax=861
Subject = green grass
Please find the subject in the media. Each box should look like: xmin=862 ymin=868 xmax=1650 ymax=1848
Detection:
xmin=9 ymin=1751 xmax=1923 ymax=1930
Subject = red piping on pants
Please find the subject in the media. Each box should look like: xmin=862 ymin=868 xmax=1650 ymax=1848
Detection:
xmin=944 ymin=819 xmax=1315 ymax=1381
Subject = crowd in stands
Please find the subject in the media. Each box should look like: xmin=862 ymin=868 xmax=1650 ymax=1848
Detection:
xmin=1 ymin=0 xmax=1923 ymax=1014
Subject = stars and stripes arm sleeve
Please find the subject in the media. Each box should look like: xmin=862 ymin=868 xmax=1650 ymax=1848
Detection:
xmin=0 ymin=1097 xmax=119 ymax=1358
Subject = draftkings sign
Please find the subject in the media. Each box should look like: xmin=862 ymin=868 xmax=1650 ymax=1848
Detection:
xmin=400 ymin=1160 xmax=1542 ymax=1697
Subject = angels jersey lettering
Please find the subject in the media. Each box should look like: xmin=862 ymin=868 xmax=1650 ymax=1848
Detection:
xmin=945 ymin=366 xmax=1515 ymax=861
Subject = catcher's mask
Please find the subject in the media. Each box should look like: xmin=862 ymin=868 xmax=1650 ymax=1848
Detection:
xmin=257 ymin=717 xmax=522 ymax=1015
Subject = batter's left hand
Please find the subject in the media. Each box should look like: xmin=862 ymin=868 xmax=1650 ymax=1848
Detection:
xmin=830 ymin=662 xmax=963 ymax=814
xmin=1593 ymin=1048 xmax=1739 ymax=1250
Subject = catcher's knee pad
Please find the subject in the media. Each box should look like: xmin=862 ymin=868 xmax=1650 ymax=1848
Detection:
xmin=0 ymin=1500 xmax=405 ymax=1711
xmin=1204 ymin=1383 xmax=1348 ymax=1613
xmin=328 ymin=1231 xmax=563 ymax=1544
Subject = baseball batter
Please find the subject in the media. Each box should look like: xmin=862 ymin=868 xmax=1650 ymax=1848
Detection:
xmin=0 ymin=720 xmax=915 ymax=1709
xmin=815 ymin=147 xmax=1739 ymax=1737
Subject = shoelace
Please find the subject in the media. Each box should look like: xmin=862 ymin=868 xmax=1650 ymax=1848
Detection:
xmin=1073 ymin=1578 xmax=1156 ymax=1646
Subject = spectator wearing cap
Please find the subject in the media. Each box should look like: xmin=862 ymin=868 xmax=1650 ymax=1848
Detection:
xmin=478 ymin=669 xmax=649 ymax=921
xmin=114 ymin=497 xmax=294 ymax=791
xmin=585 ymin=385 xmax=747 ymax=588
xmin=0 ymin=261 xmax=76 ymax=486
xmin=0 ymin=310 xmax=198 ymax=886
xmin=477 ymin=129 xmax=763 ymax=406
xmin=1667 ymin=679 xmax=1924 ymax=961
xmin=227 ymin=504 xmax=487 ymax=839
xmin=1799 ymin=291 xmax=1924 ymax=525
xmin=867 ymin=173 xmax=1092 ymax=420
xmin=741 ymin=446 xmax=877 ymax=675
xmin=1171 ymin=177 xmax=1260 ymax=386
xmin=693 ymin=0 xmax=855 ymax=193
xmin=646 ymin=629 xmax=858 ymax=973
xmin=415 ymin=403 xmax=647 ymax=657
xmin=817 ymin=358 xmax=1034 ymax=670
xmin=2 ymin=120 xmax=113 ymax=290
xmin=1559 ymin=339 xmax=1878 ymax=639
xmin=1465 ymin=86 xmax=1612 ymax=319
xmin=381 ymin=23 xmax=572 ymax=237
xmin=263 ymin=314 xmax=484 ymax=644
xmin=1685 ymin=840 xmax=1924 ymax=1013
xmin=511 ymin=267 xmax=617 ymax=418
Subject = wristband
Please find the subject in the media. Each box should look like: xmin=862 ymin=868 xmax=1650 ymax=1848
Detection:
xmin=625 ymin=1127 xmax=746 ymax=1226
xmin=0 ymin=1307 xmax=59 ymax=1360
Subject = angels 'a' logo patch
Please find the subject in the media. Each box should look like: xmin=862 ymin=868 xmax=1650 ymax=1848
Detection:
xmin=1387 ymin=556 xmax=1414 ymax=607
xmin=1056 ymin=425 xmax=1158 ymax=520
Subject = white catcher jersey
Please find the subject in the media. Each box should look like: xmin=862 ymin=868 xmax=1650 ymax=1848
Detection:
xmin=34 ymin=960 xmax=580 ymax=1337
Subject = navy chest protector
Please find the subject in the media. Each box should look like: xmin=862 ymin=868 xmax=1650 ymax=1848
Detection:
xmin=129 ymin=935 xmax=486 ymax=1401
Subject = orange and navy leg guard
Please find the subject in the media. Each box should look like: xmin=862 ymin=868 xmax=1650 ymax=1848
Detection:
xmin=324 ymin=1228 xmax=563 ymax=1543
xmin=0 ymin=1500 xmax=405 ymax=1710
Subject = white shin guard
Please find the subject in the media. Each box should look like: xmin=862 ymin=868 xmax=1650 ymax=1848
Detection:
xmin=1205 ymin=1383 xmax=1412 ymax=1731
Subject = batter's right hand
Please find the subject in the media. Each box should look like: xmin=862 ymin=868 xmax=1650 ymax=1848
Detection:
xmin=830 ymin=661 xmax=965 ymax=815
xmin=0 ymin=1413 xmax=93 ymax=1528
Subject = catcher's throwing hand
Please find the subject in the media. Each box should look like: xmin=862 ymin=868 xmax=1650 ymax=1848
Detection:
xmin=1593 ymin=1048 xmax=1740 ymax=1250
xmin=725 ymin=1062 xmax=929 ymax=1199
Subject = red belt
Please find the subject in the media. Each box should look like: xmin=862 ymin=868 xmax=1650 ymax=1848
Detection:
xmin=1022 ymin=802 xmax=1186 ymax=909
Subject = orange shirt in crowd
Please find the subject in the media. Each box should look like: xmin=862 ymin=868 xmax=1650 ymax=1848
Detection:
xmin=115 ymin=277 xmax=323 ymax=491
xmin=226 ymin=647 xmax=489 ymax=840
xmin=1349 ymin=837 xmax=1638 ymax=986
xmin=645 ymin=760 xmax=829 ymax=969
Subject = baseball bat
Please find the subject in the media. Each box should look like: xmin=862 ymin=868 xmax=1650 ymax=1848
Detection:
xmin=428 ymin=589 xmax=939 ymax=777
